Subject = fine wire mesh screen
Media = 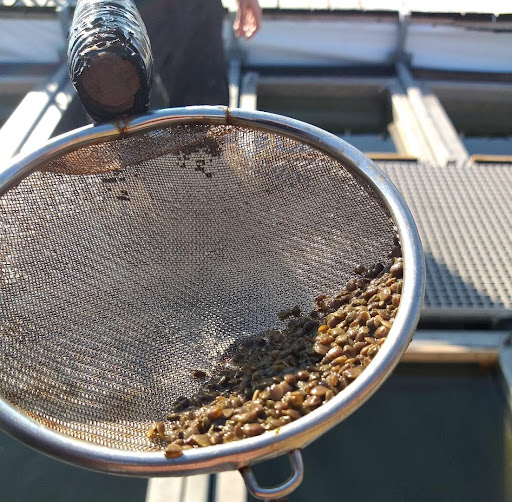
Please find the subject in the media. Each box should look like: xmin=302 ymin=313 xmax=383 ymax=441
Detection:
xmin=0 ymin=124 xmax=396 ymax=451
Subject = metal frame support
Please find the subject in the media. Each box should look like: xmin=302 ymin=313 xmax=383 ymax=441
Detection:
xmin=396 ymin=63 xmax=453 ymax=165
xmin=215 ymin=470 xmax=248 ymax=502
xmin=56 ymin=0 xmax=73 ymax=60
xmin=0 ymin=64 xmax=75 ymax=165
xmin=396 ymin=62 xmax=469 ymax=166
xmin=237 ymin=72 xmax=463 ymax=164
xmin=387 ymin=79 xmax=435 ymax=163
xmin=224 ymin=8 xmax=244 ymax=109
xmin=18 ymin=80 xmax=75 ymax=157
xmin=239 ymin=71 xmax=259 ymax=111
xmin=419 ymin=83 xmax=470 ymax=164
xmin=0 ymin=1 xmax=75 ymax=164
xmin=146 ymin=471 xmax=247 ymax=502
xmin=394 ymin=8 xmax=411 ymax=65
xmin=146 ymin=474 xmax=211 ymax=502
xmin=228 ymin=55 xmax=242 ymax=109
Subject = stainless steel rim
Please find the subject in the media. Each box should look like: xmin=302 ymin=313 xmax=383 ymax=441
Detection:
xmin=0 ymin=106 xmax=425 ymax=477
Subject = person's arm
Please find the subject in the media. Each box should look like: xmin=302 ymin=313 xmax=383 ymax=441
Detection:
xmin=233 ymin=0 xmax=262 ymax=39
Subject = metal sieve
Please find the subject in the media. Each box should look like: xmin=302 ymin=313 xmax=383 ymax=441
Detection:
xmin=0 ymin=106 xmax=424 ymax=500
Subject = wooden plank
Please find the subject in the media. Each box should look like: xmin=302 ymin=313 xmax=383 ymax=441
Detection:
xmin=469 ymin=154 xmax=512 ymax=164
xmin=402 ymin=330 xmax=509 ymax=365
xmin=367 ymin=152 xmax=417 ymax=160
xmin=404 ymin=342 xmax=498 ymax=365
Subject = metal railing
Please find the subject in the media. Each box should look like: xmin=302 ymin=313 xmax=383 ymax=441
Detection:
xmin=0 ymin=0 xmax=71 ymax=7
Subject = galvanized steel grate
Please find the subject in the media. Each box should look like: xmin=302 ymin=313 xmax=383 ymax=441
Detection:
xmin=378 ymin=161 xmax=512 ymax=319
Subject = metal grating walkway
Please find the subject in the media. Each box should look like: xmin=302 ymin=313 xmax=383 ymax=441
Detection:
xmin=378 ymin=161 xmax=512 ymax=324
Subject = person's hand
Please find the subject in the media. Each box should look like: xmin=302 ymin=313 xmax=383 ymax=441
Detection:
xmin=233 ymin=0 xmax=262 ymax=39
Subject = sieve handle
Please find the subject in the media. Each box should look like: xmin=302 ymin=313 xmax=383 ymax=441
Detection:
xmin=67 ymin=0 xmax=153 ymax=122
xmin=239 ymin=449 xmax=304 ymax=500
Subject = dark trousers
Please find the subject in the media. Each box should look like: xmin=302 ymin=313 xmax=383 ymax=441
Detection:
xmin=135 ymin=0 xmax=229 ymax=108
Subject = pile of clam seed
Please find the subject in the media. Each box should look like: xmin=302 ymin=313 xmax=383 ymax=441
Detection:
xmin=148 ymin=257 xmax=403 ymax=458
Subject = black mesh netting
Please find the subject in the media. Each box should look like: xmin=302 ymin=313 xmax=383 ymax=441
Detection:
xmin=0 ymin=124 xmax=396 ymax=451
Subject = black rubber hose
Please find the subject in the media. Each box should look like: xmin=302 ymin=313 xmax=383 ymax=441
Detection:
xmin=68 ymin=0 xmax=154 ymax=122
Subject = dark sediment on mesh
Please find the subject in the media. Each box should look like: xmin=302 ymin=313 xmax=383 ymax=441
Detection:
xmin=149 ymin=256 xmax=403 ymax=457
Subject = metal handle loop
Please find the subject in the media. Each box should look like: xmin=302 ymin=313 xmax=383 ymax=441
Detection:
xmin=239 ymin=449 xmax=304 ymax=500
